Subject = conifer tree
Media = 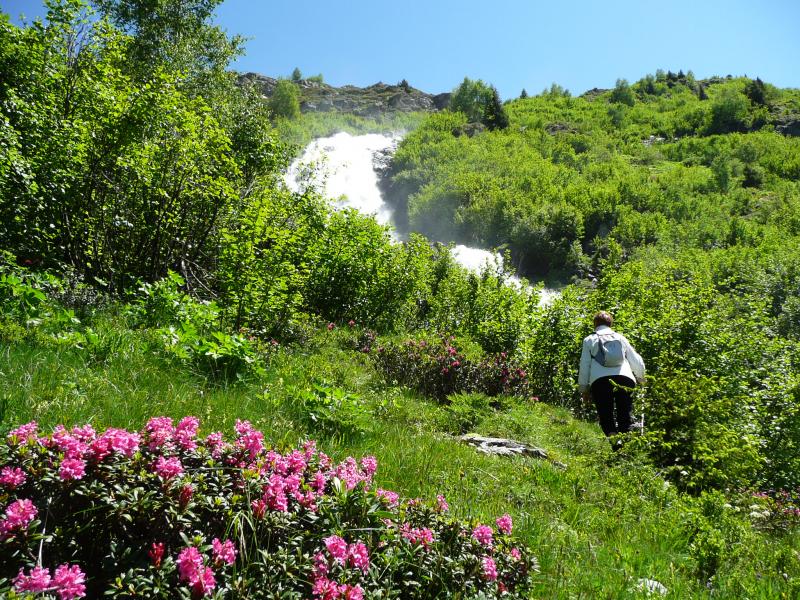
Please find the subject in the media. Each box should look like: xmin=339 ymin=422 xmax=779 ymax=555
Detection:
xmin=292 ymin=67 xmax=302 ymax=81
xmin=520 ymin=88 xmax=528 ymax=99
xmin=483 ymin=86 xmax=509 ymax=130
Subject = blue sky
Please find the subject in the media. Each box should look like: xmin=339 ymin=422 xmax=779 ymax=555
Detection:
xmin=4 ymin=0 xmax=799 ymax=98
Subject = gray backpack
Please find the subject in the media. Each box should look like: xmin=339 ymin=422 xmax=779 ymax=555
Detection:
xmin=592 ymin=332 xmax=625 ymax=367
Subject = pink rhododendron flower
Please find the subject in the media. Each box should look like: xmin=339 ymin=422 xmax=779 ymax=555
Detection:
xmin=312 ymin=552 xmax=329 ymax=578
xmin=400 ymin=524 xmax=434 ymax=548
xmin=360 ymin=456 xmax=377 ymax=477
xmin=8 ymin=421 xmax=38 ymax=444
xmin=436 ymin=494 xmax=449 ymax=512
xmin=53 ymin=564 xmax=86 ymax=600
xmin=13 ymin=566 xmax=52 ymax=593
xmin=59 ymin=457 xmax=86 ymax=481
xmin=192 ymin=566 xmax=216 ymax=597
xmin=496 ymin=514 xmax=513 ymax=535
xmin=212 ymin=538 xmax=237 ymax=566
xmin=205 ymin=431 xmax=226 ymax=458
xmin=0 ymin=466 xmax=26 ymax=489
xmin=287 ymin=450 xmax=308 ymax=474
xmin=303 ymin=439 xmax=317 ymax=459
xmin=324 ymin=535 xmax=348 ymax=563
xmin=327 ymin=322 xmax=335 ymax=331
xmin=332 ymin=457 xmax=368 ymax=490
xmin=342 ymin=584 xmax=364 ymax=600
xmin=481 ymin=556 xmax=498 ymax=581
xmin=472 ymin=525 xmax=494 ymax=547
xmin=263 ymin=473 xmax=288 ymax=512
xmin=52 ymin=426 xmax=88 ymax=459
xmin=510 ymin=547 xmax=522 ymax=561
xmin=70 ymin=425 xmax=96 ymax=442
xmin=144 ymin=417 xmax=175 ymax=450
xmin=312 ymin=471 xmax=327 ymax=494
xmin=312 ymin=576 xmax=341 ymax=599
xmin=347 ymin=542 xmax=369 ymax=572
xmin=2 ymin=498 xmax=38 ymax=535
xmin=101 ymin=428 xmax=140 ymax=458
xmin=154 ymin=456 xmax=183 ymax=480
xmin=238 ymin=428 xmax=264 ymax=461
xmin=376 ymin=488 xmax=399 ymax=507
xmin=176 ymin=546 xmax=203 ymax=584
xmin=175 ymin=416 xmax=200 ymax=451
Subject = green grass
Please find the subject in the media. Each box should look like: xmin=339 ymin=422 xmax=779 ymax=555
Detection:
xmin=1 ymin=322 xmax=798 ymax=598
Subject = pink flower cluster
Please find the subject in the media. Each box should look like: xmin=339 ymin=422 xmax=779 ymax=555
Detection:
xmin=376 ymin=488 xmax=400 ymax=507
xmin=400 ymin=523 xmax=435 ymax=548
xmin=212 ymin=538 xmax=237 ymax=566
xmin=0 ymin=466 xmax=26 ymax=489
xmin=496 ymin=513 xmax=513 ymax=535
xmin=323 ymin=536 xmax=370 ymax=572
xmin=153 ymin=455 xmax=183 ymax=480
xmin=312 ymin=577 xmax=363 ymax=600
xmin=472 ymin=524 xmax=494 ymax=547
xmin=482 ymin=556 xmax=498 ymax=581
xmin=1 ymin=498 xmax=37 ymax=538
xmin=14 ymin=564 xmax=86 ymax=600
xmin=176 ymin=547 xmax=216 ymax=597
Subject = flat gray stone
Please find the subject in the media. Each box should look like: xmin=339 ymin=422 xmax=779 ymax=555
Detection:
xmin=459 ymin=434 xmax=565 ymax=468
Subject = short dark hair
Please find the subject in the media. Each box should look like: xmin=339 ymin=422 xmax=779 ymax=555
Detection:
xmin=593 ymin=311 xmax=613 ymax=328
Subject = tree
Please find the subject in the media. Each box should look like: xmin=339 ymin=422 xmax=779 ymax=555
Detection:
xmin=291 ymin=67 xmax=302 ymax=81
xmin=399 ymin=79 xmax=411 ymax=92
xmin=269 ymin=79 xmax=301 ymax=119
xmin=520 ymin=88 xmax=528 ymax=99
xmin=91 ymin=0 xmax=243 ymax=88
xmin=706 ymin=86 xmax=751 ymax=134
xmin=450 ymin=77 xmax=493 ymax=123
xmin=610 ymin=78 xmax=635 ymax=106
xmin=483 ymin=86 xmax=509 ymax=130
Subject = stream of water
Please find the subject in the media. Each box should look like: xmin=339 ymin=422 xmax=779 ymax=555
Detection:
xmin=284 ymin=131 xmax=558 ymax=304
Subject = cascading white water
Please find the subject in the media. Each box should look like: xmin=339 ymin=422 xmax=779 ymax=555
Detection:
xmin=284 ymin=131 xmax=558 ymax=305
xmin=284 ymin=132 xmax=399 ymax=227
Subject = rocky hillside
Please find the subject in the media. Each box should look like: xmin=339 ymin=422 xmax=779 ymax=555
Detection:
xmin=238 ymin=72 xmax=450 ymax=117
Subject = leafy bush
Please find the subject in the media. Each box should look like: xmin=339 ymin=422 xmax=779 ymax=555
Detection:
xmin=0 ymin=418 xmax=538 ymax=598
xmin=132 ymin=272 xmax=264 ymax=380
xmin=372 ymin=336 xmax=531 ymax=402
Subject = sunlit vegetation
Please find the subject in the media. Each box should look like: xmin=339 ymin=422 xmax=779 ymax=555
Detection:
xmin=0 ymin=0 xmax=799 ymax=597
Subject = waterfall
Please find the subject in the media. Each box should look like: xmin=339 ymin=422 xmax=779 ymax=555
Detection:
xmin=284 ymin=131 xmax=558 ymax=305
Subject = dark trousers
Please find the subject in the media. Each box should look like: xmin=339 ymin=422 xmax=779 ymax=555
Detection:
xmin=591 ymin=375 xmax=635 ymax=437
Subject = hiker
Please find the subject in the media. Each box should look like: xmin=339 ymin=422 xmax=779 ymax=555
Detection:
xmin=578 ymin=311 xmax=645 ymax=441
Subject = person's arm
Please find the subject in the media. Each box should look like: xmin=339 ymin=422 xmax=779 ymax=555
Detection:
xmin=622 ymin=335 xmax=646 ymax=382
xmin=578 ymin=337 xmax=592 ymax=396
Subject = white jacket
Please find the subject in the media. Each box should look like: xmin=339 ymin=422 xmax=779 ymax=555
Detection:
xmin=578 ymin=325 xmax=645 ymax=393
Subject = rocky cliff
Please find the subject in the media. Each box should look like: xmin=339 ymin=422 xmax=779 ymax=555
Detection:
xmin=238 ymin=73 xmax=450 ymax=117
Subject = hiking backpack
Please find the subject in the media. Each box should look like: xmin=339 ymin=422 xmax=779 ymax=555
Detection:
xmin=592 ymin=332 xmax=626 ymax=367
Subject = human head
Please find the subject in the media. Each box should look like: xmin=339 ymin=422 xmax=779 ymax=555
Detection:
xmin=593 ymin=311 xmax=613 ymax=328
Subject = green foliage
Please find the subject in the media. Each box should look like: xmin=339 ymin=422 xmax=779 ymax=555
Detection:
xmin=449 ymin=77 xmax=494 ymax=123
xmin=288 ymin=380 xmax=372 ymax=436
xmin=291 ymin=66 xmax=302 ymax=81
xmin=483 ymin=86 xmax=509 ymax=130
xmin=269 ymin=78 xmax=301 ymax=120
xmin=610 ymin=78 xmax=635 ymax=106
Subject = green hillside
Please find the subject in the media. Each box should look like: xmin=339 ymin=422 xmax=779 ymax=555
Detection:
xmin=0 ymin=1 xmax=799 ymax=598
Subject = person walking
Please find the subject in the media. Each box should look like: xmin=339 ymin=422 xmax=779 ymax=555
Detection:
xmin=578 ymin=311 xmax=645 ymax=443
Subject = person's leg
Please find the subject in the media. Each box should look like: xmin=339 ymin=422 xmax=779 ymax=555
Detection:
xmin=591 ymin=377 xmax=617 ymax=437
xmin=611 ymin=375 xmax=634 ymax=433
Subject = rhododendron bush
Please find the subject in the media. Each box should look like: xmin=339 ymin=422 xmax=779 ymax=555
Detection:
xmin=0 ymin=419 xmax=537 ymax=598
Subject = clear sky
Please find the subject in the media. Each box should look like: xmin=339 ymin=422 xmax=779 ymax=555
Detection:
xmin=4 ymin=0 xmax=799 ymax=98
